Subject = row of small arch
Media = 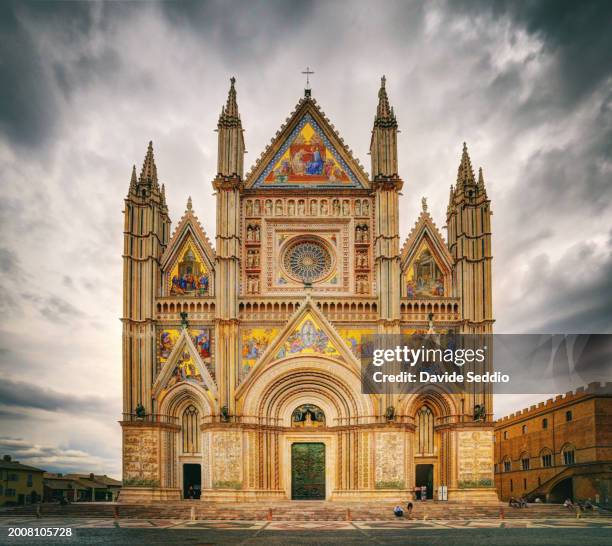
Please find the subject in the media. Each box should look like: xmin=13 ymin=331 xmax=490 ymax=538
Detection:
xmin=155 ymin=300 xmax=458 ymax=315
xmin=244 ymin=198 xmax=371 ymax=217
xmin=499 ymin=445 xmax=576 ymax=471
xmin=400 ymin=301 xmax=459 ymax=314
xmin=157 ymin=300 xmax=215 ymax=314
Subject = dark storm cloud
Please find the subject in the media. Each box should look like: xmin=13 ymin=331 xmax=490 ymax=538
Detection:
xmin=159 ymin=0 xmax=316 ymax=62
xmin=502 ymin=232 xmax=612 ymax=334
xmin=0 ymin=1 xmax=132 ymax=150
xmin=0 ymin=1 xmax=68 ymax=148
xmin=0 ymin=378 xmax=110 ymax=415
xmin=538 ymin=258 xmax=612 ymax=334
xmin=447 ymin=0 xmax=612 ymax=106
xmin=511 ymin=91 xmax=612 ymax=221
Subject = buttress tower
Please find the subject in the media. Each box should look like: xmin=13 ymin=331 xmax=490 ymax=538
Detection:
xmin=370 ymin=76 xmax=402 ymax=332
xmin=213 ymin=78 xmax=245 ymax=412
xmin=122 ymin=142 xmax=171 ymax=414
xmin=446 ymin=143 xmax=493 ymax=334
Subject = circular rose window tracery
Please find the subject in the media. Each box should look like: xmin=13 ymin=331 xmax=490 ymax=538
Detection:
xmin=282 ymin=239 xmax=332 ymax=283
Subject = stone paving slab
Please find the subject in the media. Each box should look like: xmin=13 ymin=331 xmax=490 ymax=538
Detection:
xmin=1 ymin=516 xmax=610 ymax=531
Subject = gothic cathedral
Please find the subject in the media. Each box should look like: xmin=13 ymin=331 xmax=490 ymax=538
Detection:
xmin=121 ymin=77 xmax=496 ymax=502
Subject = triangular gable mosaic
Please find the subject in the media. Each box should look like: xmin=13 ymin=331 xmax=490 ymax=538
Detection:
xmin=405 ymin=241 xmax=447 ymax=298
xmin=254 ymin=114 xmax=362 ymax=188
xmin=153 ymin=328 xmax=217 ymax=403
xmin=167 ymin=239 xmax=211 ymax=297
xmin=158 ymin=327 xmax=214 ymax=379
xmin=274 ymin=312 xmax=342 ymax=359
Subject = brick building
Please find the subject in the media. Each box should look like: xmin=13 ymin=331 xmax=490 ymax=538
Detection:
xmin=494 ymin=383 xmax=612 ymax=504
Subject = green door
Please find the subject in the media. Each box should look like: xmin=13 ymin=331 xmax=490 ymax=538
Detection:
xmin=291 ymin=442 xmax=325 ymax=500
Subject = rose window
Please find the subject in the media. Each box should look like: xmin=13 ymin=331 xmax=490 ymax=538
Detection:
xmin=283 ymin=239 xmax=332 ymax=283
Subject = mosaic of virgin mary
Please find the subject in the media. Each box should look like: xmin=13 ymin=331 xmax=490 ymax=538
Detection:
xmin=265 ymin=122 xmax=350 ymax=184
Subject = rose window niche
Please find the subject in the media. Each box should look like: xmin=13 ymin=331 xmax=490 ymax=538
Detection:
xmin=282 ymin=238 xmax=333 ymax=284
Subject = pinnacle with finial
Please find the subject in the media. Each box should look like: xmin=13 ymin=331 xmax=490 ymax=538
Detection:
xmin=478 ymin=167 xmax=485 ymax=187
xmin=129 ymin=164 xmax=137 ymax=191
xmin=421 ymin=196 xmax=428 ymax=212
xmin=374 ymin=75 xmax=397 ymax=128
xmin=186 ymin=196 xmax=192 ymax=212
xmin=456 ymin=142 xmax=475 ymax=188
xmin=225 ymin=77 xmax=239 ymax=118
xmin=219 ymin=77 xmax=241 ymax=126
xmin=139 ymin=140 xmax=158 ymax=186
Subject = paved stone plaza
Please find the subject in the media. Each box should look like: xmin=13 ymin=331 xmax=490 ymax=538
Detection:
xmin=1 ymin=517 xmax=611 ymax=545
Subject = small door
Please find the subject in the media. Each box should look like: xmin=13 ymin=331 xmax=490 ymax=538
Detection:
xmin=183 ymin=463 xmax=201 ymax=499
xmin=415 ymin=464 xmax=434 ymax=499
xmin=291 ymin=443 xmax=325 ymax=500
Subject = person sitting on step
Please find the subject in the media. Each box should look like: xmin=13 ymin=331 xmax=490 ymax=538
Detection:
xmin=393 ymin=505 xmax=404 ymax=517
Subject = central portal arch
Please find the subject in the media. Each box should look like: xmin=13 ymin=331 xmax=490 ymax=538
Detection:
xmin=238 ymin=355 xmax=376 ymax=500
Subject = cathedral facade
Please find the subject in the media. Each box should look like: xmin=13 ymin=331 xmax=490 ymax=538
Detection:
xmin=120 ymin=77 xmax=496 ymax=502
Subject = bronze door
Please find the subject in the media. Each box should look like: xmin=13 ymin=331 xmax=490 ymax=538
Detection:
xmin=291 ymin=442 xmax=325 ymax=500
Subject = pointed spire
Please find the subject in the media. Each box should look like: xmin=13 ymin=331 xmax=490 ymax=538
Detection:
xmin=129 ymin=164 xmax=137 ymax=192
xmin=456 ymin=142 xmax=475 ymax=189
xmin=370 ymin=76 xmax=400 ymax=180
xmin=421 ymin=196 xmax=428 ymax=212
xmin=160 ymin=183 xmax=166 ymax=206
xmin=216 ymin=77 xmax=245 ymax=177
xmin=478 ymin=167 xmax=485 ymax=189
xmin=186 ymin=196 xmax=192 ymax=212
xmin=219 ymin=77 xmax=241 ymax=126
xmin=447 ymin=184 xmax=455 ymax=216
xmin=374 ymin=75 xmax=397 ymax=128
xmin=139 ymin=141 xmax=158 ymax=186
xmin=226 ymin=76 xmax=239 ymax=117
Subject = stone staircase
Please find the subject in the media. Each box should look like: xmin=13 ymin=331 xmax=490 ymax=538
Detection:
xmin=1 ymin=501 xmax=609 ymax=521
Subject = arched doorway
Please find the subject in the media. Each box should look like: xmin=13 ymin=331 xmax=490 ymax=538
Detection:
xmin=415 ymin=405 xmax=436 ymax=499
xmin=181 ymin=404 xmax=201 ymax=499
xmin=157 ymin=383 xmax=212 ymax=496
xmin=400 ymin=389 xmax=457 ymax=499
xmin=290 ymin=405 xmax=326 ymax=500
xmin=549 ymin=477 xmax=573 ymax=503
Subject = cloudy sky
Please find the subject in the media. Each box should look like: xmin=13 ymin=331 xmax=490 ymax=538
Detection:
xmin=0 ymin=1 xmax=610 ymax=478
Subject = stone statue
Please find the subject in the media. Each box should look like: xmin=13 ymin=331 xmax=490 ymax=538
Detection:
xmin=135 ymin=403 xmax=146 ymax=419
xmin=180 ymin=311 xmax=189 ymax=329
xmin=474 ymin=404 xmax=486 ymax=421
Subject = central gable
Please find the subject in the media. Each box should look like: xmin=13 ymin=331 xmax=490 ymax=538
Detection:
xmin=246 ymin=98 xmax=369 ymax=189
xmin=275 ymin=312 xmax=342 ymax=359
xmin=255 ymin=114 xmax=360 ymax=188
